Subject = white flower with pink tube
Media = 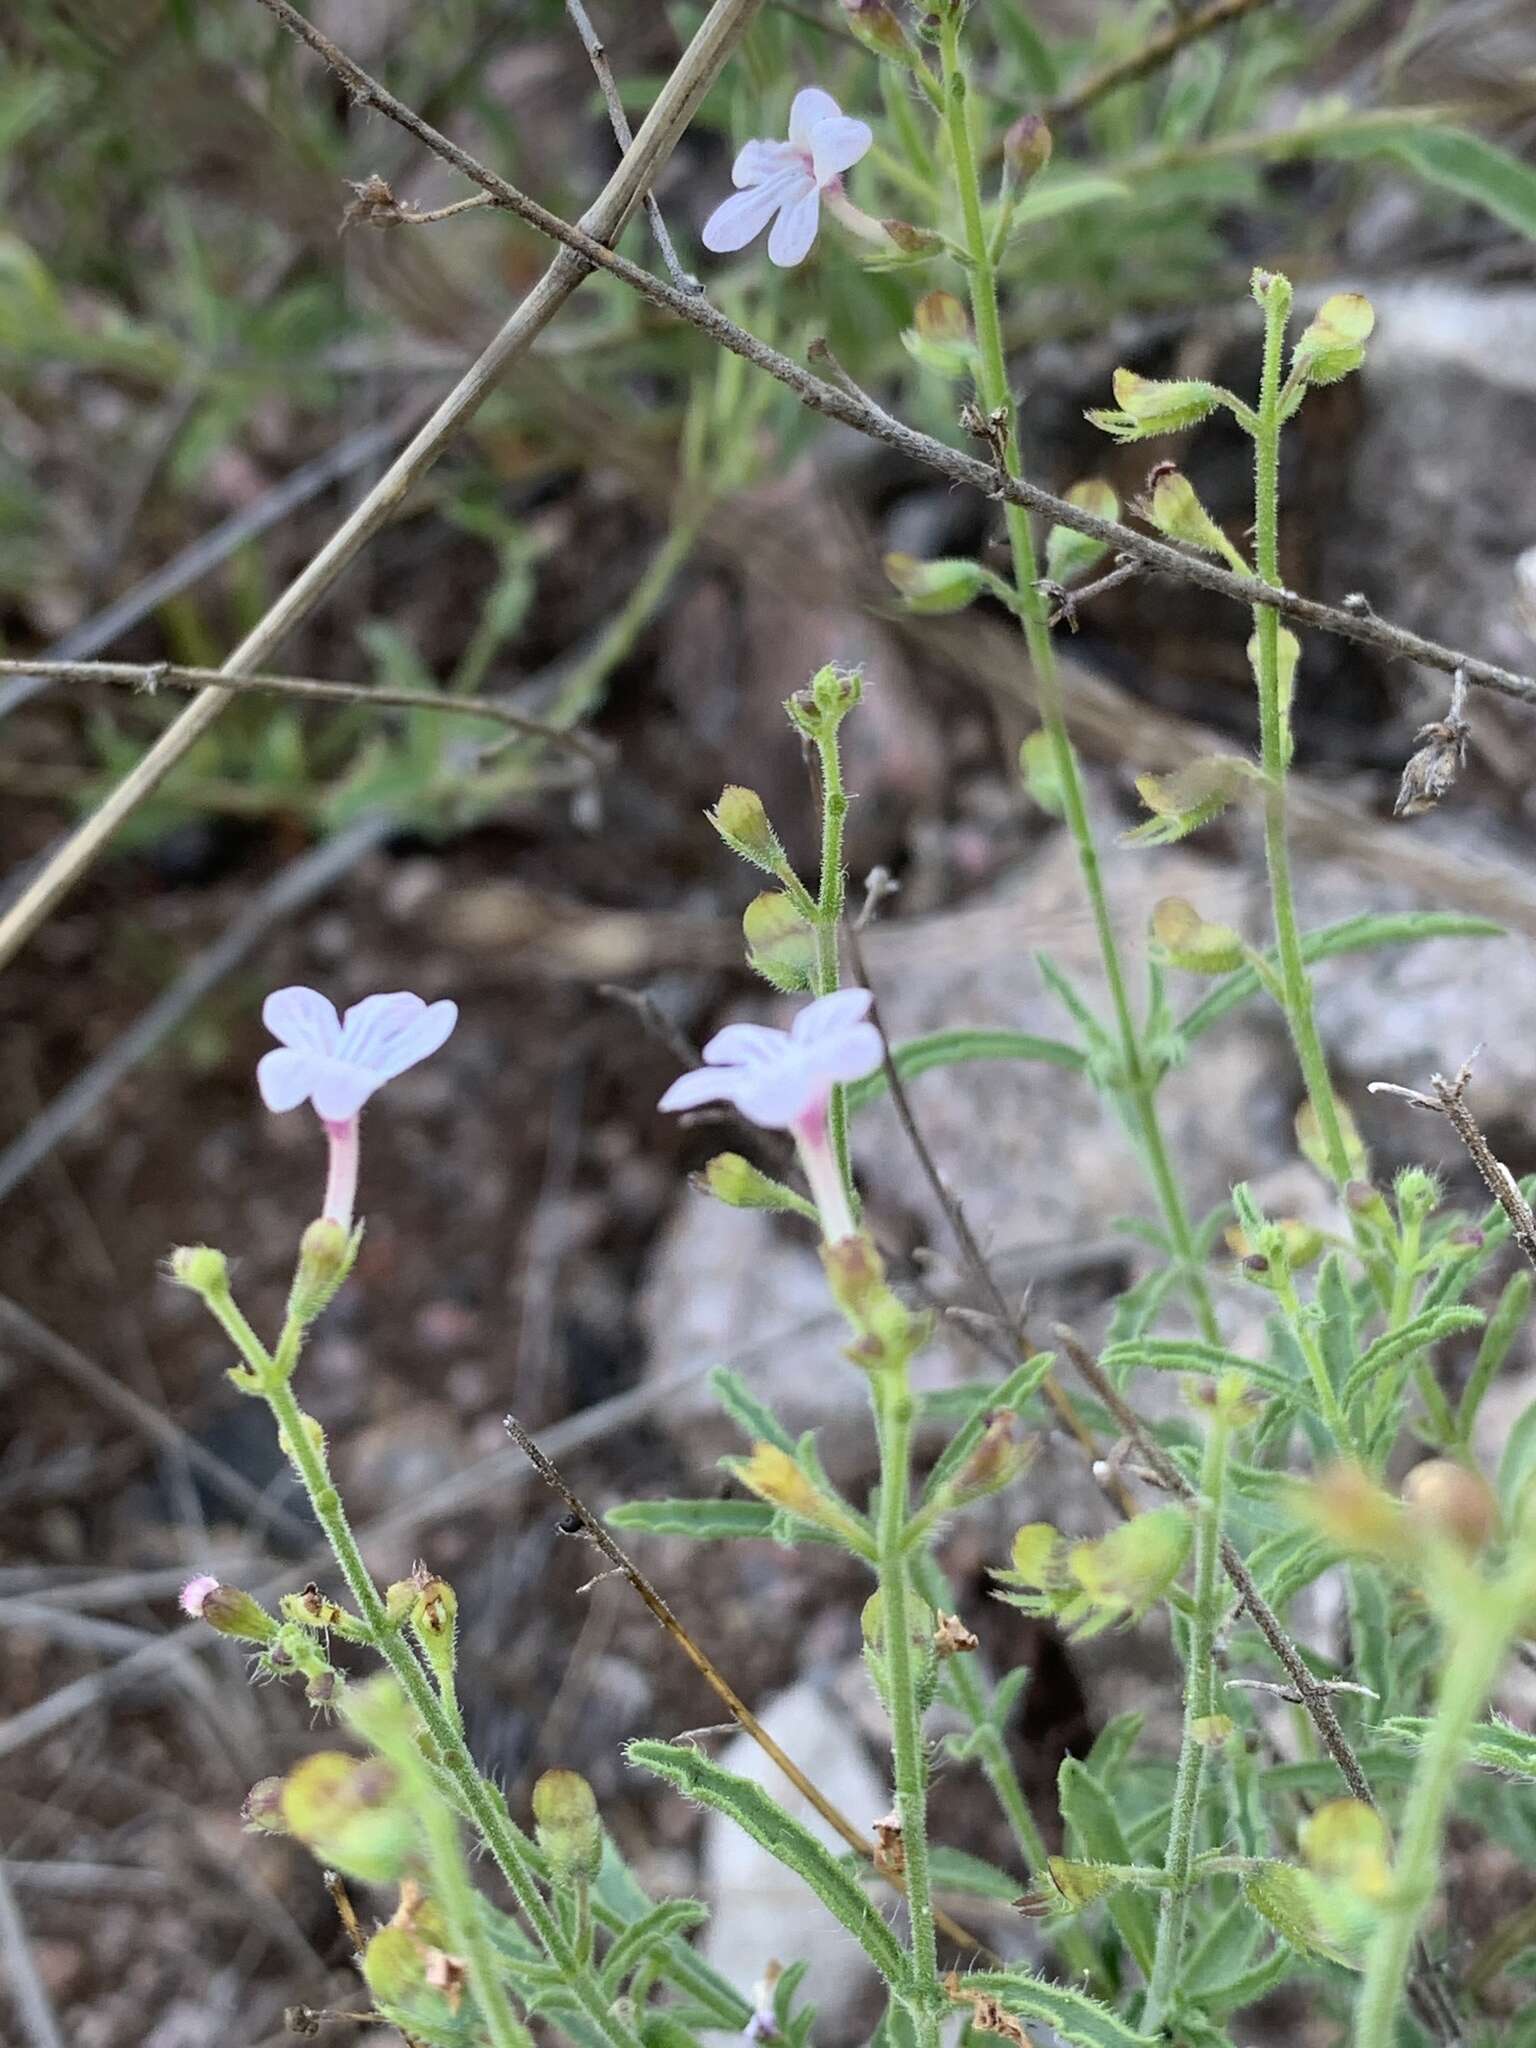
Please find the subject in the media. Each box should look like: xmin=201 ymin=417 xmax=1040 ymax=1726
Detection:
xmin=702 ymin=87 xmax=874 ymax=268
xmin=658 ymin=987 xmax=882 ymax=1241
xmin=256 ymin=987 xmax=457 ymax=1230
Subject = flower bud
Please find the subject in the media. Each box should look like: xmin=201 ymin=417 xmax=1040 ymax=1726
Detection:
xmin=181 ymin=1576 xmax=278 ymax=1645
xmin=1306 ymin=1464 xmax=1410 ymax=1561
xmin=1061 ymin=1506 xmax=1192 ymax=1639
xmin=1002 ymin=114 xmax=1052 ymax=185
xmin=733 ymin=1443 xmax=868 ymax=1547
xmin=840 ymin=0 xmax=912 ymax=60
xmin=1291 ymin=292 xmax=1373 ymax=388
xmin=708 ymin=785 xmax=787 ymax=875
xmin=696 ymin=1153 xmax=813 ymax=1217
xmin=883 ymin=552 xmax=986 ymax=615
xmin=785 ymin=662 xmax=863 ymax=737
xmin=169 ymin=1244 xmax=230 ymax=1298
xmin=287 ymin=1217 xmax=359 ymax=1326
xmin=280 ymin=1751 xmax=414 ymax=1886
xmin=532 ymin=1769 xmax=603 ymax=1885
xmin=1087 ymin=368 xmax=1224 ymax=443
xmin=1043 ymin=478 xmax=1118 ymax=586
xmin=384 ymin=1578 xmax=417 ymax=1626
xmin=1402 ymin=1459 xmax=1498 ymax=1556
xmin=903 ymin=292 xmax=974 ymax=379
xmin=1151 ymin=896 xmax=1246 ymax=975
xmin=1300 ymin=1798 xmax=1391 ymax=1901
xmin=743 ymin=890 xmax=817 ymax=993
xmin=277 ymin=1408 xmax=327 ymax=1473
xmin=242 ymin=1776 xmax=288 ymax=1834
xmin=882 ymin=218 xmax=943 ymax=254
xmin=1142 ymin=468 xmax=1231 ymax=557
xmin=934 ymin=1412 xmax=1036 ymax=1510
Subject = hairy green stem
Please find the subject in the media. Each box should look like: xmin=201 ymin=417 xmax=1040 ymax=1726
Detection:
xmin=1354 ymin=1559 xmax=1536 ymax=2046
xmin=1143 ymin=1408 xmax=1232 ymax=2031
xmin=813 ymin=721 xmax=854 ymax=1203
xmin=1273 ymin=1264 xmax=1354 ymax=1453
xmin=236 ymin=1324 xmax=642 ymax=2048
xmin=1249 ymin=278 xmax=1352 ymax=1189
xmin=939 ymin=19 xmax=1218 ymax=1342
xmin=874 ymin=1368 xmax=940 ymax=2047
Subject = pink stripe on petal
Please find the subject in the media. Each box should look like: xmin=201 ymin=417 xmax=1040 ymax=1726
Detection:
xmin=337 ymin=992 xmax=426 ymax=1071
xmin=767 ymin=183 xmax=821 ymax=267
xmin=702 ymin=168 xmax=806 ymax=253
xmin=262 ymin=985 xmax=340 ymax=1055
xmin=788 ymin=87 xmax=841 ymax=149
xmin=373 ymin=999 xmax=458 ymax=1081
xmin=257 ymin=1046 xmax=317 ymax=1113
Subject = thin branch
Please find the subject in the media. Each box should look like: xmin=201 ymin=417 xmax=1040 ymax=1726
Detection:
xmin=1371 ymin=1057 xmax=1536 ymax=1276
xmin=1045 ymin=0 xmax=1279 ymax=122
xmin=0 ymin=0 xmax=764 ymax=974
xmin=0 ymin=657 xmax=607 ymax=763
xmin=0 ymin=1861 xmax=65 ymax=2048
xmin=565 ymin=0 xmax=700 ymax=294
xmin=844 ymin=923 xmax=1138 ymax=1519
xmin=209 ymin=17 xmax=1536 ymax=719
xmin=501 ymin=1414 xmax=991 ymax=1959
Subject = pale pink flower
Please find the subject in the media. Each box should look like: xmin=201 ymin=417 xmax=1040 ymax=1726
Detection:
xmin=702 ymin=87 xmax=874 ymax=268
xmin=256 ymin=987 xmax=457 ymax=1229
xmin=659 ymin=988 xmax=882 ymax=1240
xmin=180 ymin=1573 xmax=219 ymax=1619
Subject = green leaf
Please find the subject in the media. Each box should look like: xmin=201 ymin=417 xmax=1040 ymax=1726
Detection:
xmin=844 ymin=1027 xmax=1084 ymax=1111
xmin=1100 ymin=1338 xmax=1298 ymax=1402
xmin=1058 ymin=1759 xmax=1157 ymax=1974
xmin=1338 ymin=1306 xmax=1485 ymax=1415
xmin=1383 ymin=129 xmax=1536 ymax=241
xmin=1009 ymin=172 xmax=1132 ymax=232
xmin=949 ymin=1970 xmax=1156 ymax=2048
xmin=598 ymin=1899 xmax=709 ymax=1997
xmin=1458 ymin=1271 xmax=1533 ymax=1446
xmin=625 ymin=1741 xmax=909 ymax=1988
xmin=1382 ymin=1716 xmax=1536 ymax=1783
xmin=606 ymin=1499 xmax=783 ymax=1542
xmin=922 ymin=1845 xmax=1027 ymax=1903
xmin=1241 ymin=1862 xmax=1357 ymax=1968
xmin=1180 ymin=914 xmax=1503 ymax=1045
xmin=709 ymin=1366 xmax=798 ymax=1456
xmin=1347 ymin=1567 xmax=1392 ymax=1728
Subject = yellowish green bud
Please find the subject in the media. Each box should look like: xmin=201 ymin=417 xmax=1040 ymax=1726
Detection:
xmin=1292 ymin=292 xmax=1374 ymax=388
xmin=708 ymin=785 xmax=787 ymax=876
xmin=280 ymin=1751 xmax=415 ymax=1886
xmin=288 ymin=1217 xmax=360 ymax=1326
xmin=1088 ymin=368 xmax=1224 ymax=443
xmin=840 ymin=0 xmax=913 ymax=60
xmin=1401 ymin=1458 xmax=1498 ymax=1556
xmin=1143 ymin=468 xmax=1231 ymax=556
xmin=1296 ymin=1097 xmax=1368 ymax=1181
xmin=1300 ymin=1798 xmax=1391 ymax=1901
xmin=169 ymin=1244 xmax=230 ymax=1297
xmin=743 ymin=890 xmax=817 ymax=994
xmin=1044 ymin=478 xmax=1118 ymax=586
xmin=242 ymin=1777 xmax=288 ymax=1834
xmin=883 ymin=551 xmax=986 ymax=615
xmin=532 ymin=1768 xmax=603 ymax=1884
xmin=277 ymin=1408 xmax=327 ymax=1472
xmin=1151 ymin=896 xmax=1246 ymax=975
xmin=695 ymin=1152 xmax=814 ymax=1218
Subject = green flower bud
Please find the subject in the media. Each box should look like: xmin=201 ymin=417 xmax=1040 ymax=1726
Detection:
xmin=882 ymin=218 xmax=942 ymax=254
xmin=1143 ymin=467 xmax=1231 ymax=557
xmin=695 ymin=1152 xmax=815 ymax=1218
xmin=280 ymin=1751 xmax=415 ymax=1886
xmin=707 ymin=785 xmax=787 ymax=876
xmin=1087 ymin=368 xmax=1224 ymax=443
xmin=532 ymin=1769 xmax=603 ymax=1885
xmin=883 ymin=551 xmax=986 ymax=615
xmin=1150 ymin=896 xmax=1246 ymax=975
xmin=169 ymin=1244 xmax=230 ymax=1298
xmin=287 ymin=1217 xmax=360 ymax=1327
xmin=181 ymin=1576 xmax=278 ymax=1645
xmin=409 ymin=1568 xmax=458 ymax=1686
xmin=1044 ymin=478 xmax=1118 ymax=586
xmin=384 ymin=1579 xmax=418 ymax=1627
xmin=1291 ymin=292 xmax=1373 ymax=387
xmin=743 ymin=891 xmax=817 ymax=993
xmin=785 ymin=664 xmax=862 ymax=737
xmin=840 ymin=0 xmax=913 ymax=61
xmin=1002 ymin=114 xmax=1052 ymax=185
xmin=903 ymin=291 xmax=974 ymax=379
xmin=1060 ymin=1505 xmax=1192 ymax=1640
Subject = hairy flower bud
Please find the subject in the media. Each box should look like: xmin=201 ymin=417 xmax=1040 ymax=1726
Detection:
xmin=242 ymin=1776 xmax=288 ymax=1834
xmin=1002 ymin=114 xmax=1052 ymax=185
xmin=1142 ymin=468 xmax=1231 ymax=557
xmin=532 ymin=1769 xmax=603 ymax=1884
xmin=695 ymin=1152 xmax=814 ymax=1218
xmin=288 ymin=1217 xmax=359 ymax=1326
xmin=840 ymin=0 xmax=912 ymax=60
xmin=181 ymin=1576 xmax=278 ymax=1644
xmin=169 ymin=1244 xmax=230 ymax=1298
xmin=883 ymin=552 xmax=986 ymax=615
xmin=281 ymin=1752 xmax=414 ymax=1886
xmin=708 ymin=785 xmax=787 ymax=875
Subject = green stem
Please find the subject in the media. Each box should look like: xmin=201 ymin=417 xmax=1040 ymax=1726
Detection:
xmin=874 ymin=1367 xmax=940 ymax=2048
xmin=255 ymin=1355 xmax=642 ymax=2048
xmin=939 ymin=20 xmax=1218 ymax=1343
xmin=1249 ymin=279 xmax=1353 ymax=1191
xmin=1354 ymin=1560 xmax=1536 ymax=2047
xmin=813 ymin=721 xmax=854 ymax=1205
xmin=412 ymin=1740 xmax=532 ymax=2048
xmin=1273 ymin=1263 xmax=1355 ymax=1453
xmin=1143 ymin=1408 xmax=1232 ymax=2032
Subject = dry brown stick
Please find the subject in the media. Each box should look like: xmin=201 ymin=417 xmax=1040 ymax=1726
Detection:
xmin=1370 ymin=1058 xmax=1536 ymax=1276
xmin=564 ymin=0 xmax=699 ymax=295
xmin=0 ymin=0 xmax=763 ymax=974
xmin=0 ymin=659 xmax=608 ymax=763
xmin=1045 ymin=0 xmax=1278 ymax=122
xmin=213 ymin=16 xmax=1536 ymax=719
xmin=845 ymin=923 xmax=1138 ymax=1520
xmin=502 ymin=1413 xmax=992 ymax=1960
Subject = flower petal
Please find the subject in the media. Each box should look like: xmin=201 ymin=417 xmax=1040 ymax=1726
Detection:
xmin=732 ymin=137 xmax=798 ymax=187
xmin=336 ymin=992 xmax=427 ymax=1072
xmin=703 ymin=1022 xmax=791 ymax=1067
xmin=370 ymin=998 xmax=458 ymax=1082
xmin=810 ymin=115 xmax=873 ymax=183
xmin=659 ymin=1067 xmax=741 ymax=1115
xmin=788 ymin=87 xmax=842 ymax=149
xmin=702 ymin=168 xmax=806 ymax=253
xmin=262 ymin=985 xmax=340 ymax=1055
xmin=308 ymin=1058 xmax=383 ymax=1123
xmin=737 ymin=1056 xmax=823 ymax=1130
xmin=257 ymin=1046 xmax=318 ymax=1113
xmin=806 ymin=1021 xmax=884 ymax=1087
xmin=791 ymin=988 xmax=874 ymax=1042
xmin=767 ymin=181 xmax=821 ymax=266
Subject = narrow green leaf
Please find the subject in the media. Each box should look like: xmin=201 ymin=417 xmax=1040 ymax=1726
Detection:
xmin=1338 ymin=1306 xmax=1485 ymax=1415
xmin=1009 ymin=172 xmax=1132 ymax=231
xmin=921 ymin=1354 xmax=1054 ymax=1505
xmin=1100 ymin=1338 xmax=1298 ymax=1402
xmin=599 ymin=1899 xmax=709 ymax=1997
xmin=709 ymin=1366 xmax=798 ymax=1456
xmin=1382 ymin=1715 xmax=1536 ymax=1782
xmin=626 ymin=1741 xmax=909 ymax=1988
xmin=1385 ymin=128 xmax=1536 ymax=241
xmin=1058 ymin=1759 xmax=1157 ymax=1974
xmin=606 ymin=1499 xmax=782 ymax=1542
xmin=1457 ymin=1271 xmax=1533 ymax=1445
xmin=951 ymin=1970 xmax=1156 ymax=2048
xmin=845 ymin=1027 xmax=1084 ymax=1112
xmin=921 ymin=1844 xmax=1027 ymax=1903
xmin=1180 ymin=914 xmax=1503 ymax=1044
xmin=1241 ymin=1862 xmax=1357 ymax=1967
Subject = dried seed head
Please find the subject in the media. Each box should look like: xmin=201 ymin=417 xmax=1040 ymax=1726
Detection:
xmin=1394 ymin=718 xmax=1469 ymax=817
xmin=872 ymin=1810 xmax=906 ymax=1875
xmin=933 ymin=1612 xmax=980 ymax=1658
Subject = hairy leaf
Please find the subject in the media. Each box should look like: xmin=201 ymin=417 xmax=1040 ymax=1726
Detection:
xmin=845 ymin=1027 xmax=1084 ymax=1112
